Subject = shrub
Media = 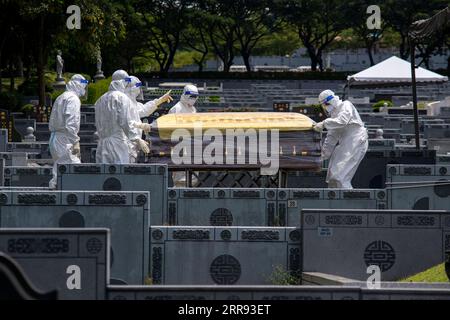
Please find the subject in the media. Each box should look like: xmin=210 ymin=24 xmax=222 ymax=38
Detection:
xmin=86 ymin=77 xmax=111 ymax=105
xmin=268 ymin=265 xmax=300 ymax=285
xmin=20 ymin=104 xmax=35 ymax=117
xmin=0 ymin=91 xmax=23 ymax=111
xmin=51 ymin=90 xmax=65 ymax=101
xmin=372 ymin=100 xmax=393 ymax=112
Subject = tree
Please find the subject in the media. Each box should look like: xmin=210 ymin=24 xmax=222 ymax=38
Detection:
xmin=137 ymin=0 xmax=191 ymax=73
xmin=384 ymin=0 xmax=448 ymax=60
xmin=19 ymin=0 xmax=69 ymax=107
xmin=278 ymin=0 xmax=349 ymax=71
xmin=0 ymin=0 xmax=24 ymax=91
xmin=232 ymin=0 xmax=282 ymax=72
xmin=201 ymin=0 xmax=239 ymax=72
xmin=343 ymin=0 xmax=389 ymax=66
xmin=181 ymin=7 xmax=210 ymax=72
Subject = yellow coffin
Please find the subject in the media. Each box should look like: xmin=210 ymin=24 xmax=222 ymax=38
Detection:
xmin=155 ymin=112 xmax=315 ymax=139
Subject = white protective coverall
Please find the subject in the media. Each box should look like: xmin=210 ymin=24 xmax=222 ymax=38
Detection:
xmin=316 ymin=91 xmax=368 ymax=189
xmin=169 ymin=84 xmax=198 ymax=115
xmin=169 ymin=84 xmax=198 ymax=186
xmin=95 ymin=79 xmax=140 ymax=164
xmin=125 ymin=76 xmax=172 ymax=163
xmin=48 ymin=74 xmax=88 ymax=189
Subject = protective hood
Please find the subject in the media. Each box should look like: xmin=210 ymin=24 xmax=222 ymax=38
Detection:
xmin=112 ymin=69 xmax=129 ymax=81
xmin=109 ymin=79 xmax=126 ymax=93
xmin=180 ymin=84 xmax=199 ymax=108
xmin=66 ymin=74 xmax=88 ymax=98
xmin=124 ymin=76 xmax=144 ymax=101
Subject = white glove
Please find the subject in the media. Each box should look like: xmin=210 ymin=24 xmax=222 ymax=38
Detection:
xmin=72 ymin=142 xmax=81 ymax=158
xmin=134 ymin=138 xmax=150 ymax=154
xmin=155 ymin=90 xmax=173 ymax=107
xmin=313 ymin=122 xmax=325 ymax=132
xmin=133 ymin=122 xmax=152 ymax=133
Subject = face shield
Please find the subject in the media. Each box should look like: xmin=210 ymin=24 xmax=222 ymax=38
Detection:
xmin=67 ymin=77 xmax=89 ymax=100
xmin=124 ymin=77 xmax=144 ymax=101
xmin=320 ymin=94 xmax=336 ymax=116
xmin=79 ymin=79 xmax=89 ymax=100
xmin=183 ymin=90 xmax=199 ymax=107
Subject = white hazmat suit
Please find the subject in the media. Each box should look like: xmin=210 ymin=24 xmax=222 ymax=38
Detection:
xmin=125 ymin=76 xmax=173 ymax=163
xmin=95 ymin=77 xmax=142 ymax=164
xmin=48 ymin=74 xmax=88 ymax=189
xmin=314 ymin=90 xmax=368 ymax=189
xmin=170 ymin=85 xmax=198 ymax=187
xmin=169 ymin=84 xmax=198 ymax=114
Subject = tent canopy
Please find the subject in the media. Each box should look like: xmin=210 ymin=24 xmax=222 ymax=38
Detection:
xmin=347 ymin=56 xmax=448 ymax=86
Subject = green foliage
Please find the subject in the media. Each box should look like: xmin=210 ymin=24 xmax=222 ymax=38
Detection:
xmin=0 ymin=91 xmax=23 ymax=112
xmin=20 ymin=104 xmax=35 ymax=117
xmin=268 ymin=265 xmax=300 ymax=285
xmin=208 ymin=96 xmax=221 ymax=103
xmin=86 ymin=77 xmax=111 ymax=105
xmin=400 ymin=264 xmax=449 ymax=283
xmin=372 ymin=100 xmax=393 ymax=112
xmin=51 ymin=90 xmax=65 ymax=101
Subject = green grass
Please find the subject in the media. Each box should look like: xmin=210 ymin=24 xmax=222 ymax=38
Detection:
xmin=399 ymin=264 xmax=449 ymax=283
xmin=1 ymin=77 xmax=25 ymax=92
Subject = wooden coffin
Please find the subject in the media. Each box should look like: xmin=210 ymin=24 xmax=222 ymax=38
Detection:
xmin=146 ymin=112 xmax=322 ymax=171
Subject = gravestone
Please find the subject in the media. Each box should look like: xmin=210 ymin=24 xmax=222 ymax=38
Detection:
xmin=0 ymin=253 xmax=57 ymax=300
xmin=0 ymin=158 xmax=3 ymax=186
xmin=57 ymin=164 xmax=167 ymax=225
xmin=278 ymin=189 xmax=387 ymax=226
xmin=0 ymin=190 xmax=150 ymax=285
xmin=166 ymin=188 xmax=278 ymax=226
xmin=150 ymin=226 xmax=301 ymax=285
xmin=0 ymin=229 xmax=109 ymax=300
xmin=3 ymin=166 xmax=52 ymax=187
xmin=352 ymin=149 xmax=436 ymax=189
xmin=387 ymin=164 xmax=450 ymax=210
xmin=0 ymin=129 xmax=7 ymax=152
xmin=302 ymin=209 xmax=449 ymax=281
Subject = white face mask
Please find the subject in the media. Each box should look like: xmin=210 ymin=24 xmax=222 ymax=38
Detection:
xmin=326 ymin=104 xmax=336 ymax=114
xmin=186 ymin=97 xmax=198 ymax=107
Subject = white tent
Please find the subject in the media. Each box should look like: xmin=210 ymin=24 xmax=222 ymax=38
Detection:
xmin=347 ymin=56 xmax=448 ymax=85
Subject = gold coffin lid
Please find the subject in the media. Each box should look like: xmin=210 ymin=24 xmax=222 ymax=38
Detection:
xmin=155 ymin=112 xmax=315 ymax=139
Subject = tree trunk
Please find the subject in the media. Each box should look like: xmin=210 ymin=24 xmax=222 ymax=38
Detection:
xmin=163 ymin=50 xmax=176 ymax=73
xmin=37 ymin=15 xmax=46 ymax=108
xmin=242 ymin=51 xmax=252 ymax=72
xmin=447 ymin=56 xmax=450 ymax=76
xmin=9 ymin=60 xmax=14 ymax=92
xmin=196 ymin=51 xmax=208 ymax=72
xmin=306 ymin=45 xmax=319 ymax=71
xmin=127 ymin=58 xmax=132 ymax=73
xmin=0 ymin=52 xmax=2 ymax=92
xmin=366 ymin=42 xmax=375 ymax=66
xmin=223 ymin=61 xmax=231 ymax=73
xmin=17 ymin=56 xmax=24 ymax=78
xmin=399 ymin=34 xmax=409 ymax=60
xmin=316 ymin=49 xmax=324 ymax=71
xmin=24 ymin=54 xmax=31 ymax=80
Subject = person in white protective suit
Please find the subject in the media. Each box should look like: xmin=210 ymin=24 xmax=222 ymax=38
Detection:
xmin=169 ymin=84 xmax=199 ymax=114
xmin=95 ymin=73 xmax=149 ymax=164
xmin=48 ymin=74 xmax=89 ymax=189
xmin=124 ymin=76 xmax=173 ymax=163
xmin=135 ymin=84 xmax=199 ymax=186
xmin=313 ymin=90 xmax=368 ymax=189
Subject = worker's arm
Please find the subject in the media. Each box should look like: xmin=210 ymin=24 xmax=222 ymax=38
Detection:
xmin=321 ymin=129 xmax=341 ymax=160
xmin=323 ymin=101 xmax=352 ymax=130
xmin=64 ymin=95 xmax=81 ymax=145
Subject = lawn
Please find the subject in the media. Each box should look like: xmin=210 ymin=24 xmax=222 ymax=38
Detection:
xmin=1 ymin=77 xmax=25 ymax=91
xmin=400 ymin=264 xmax=449 ymax=283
